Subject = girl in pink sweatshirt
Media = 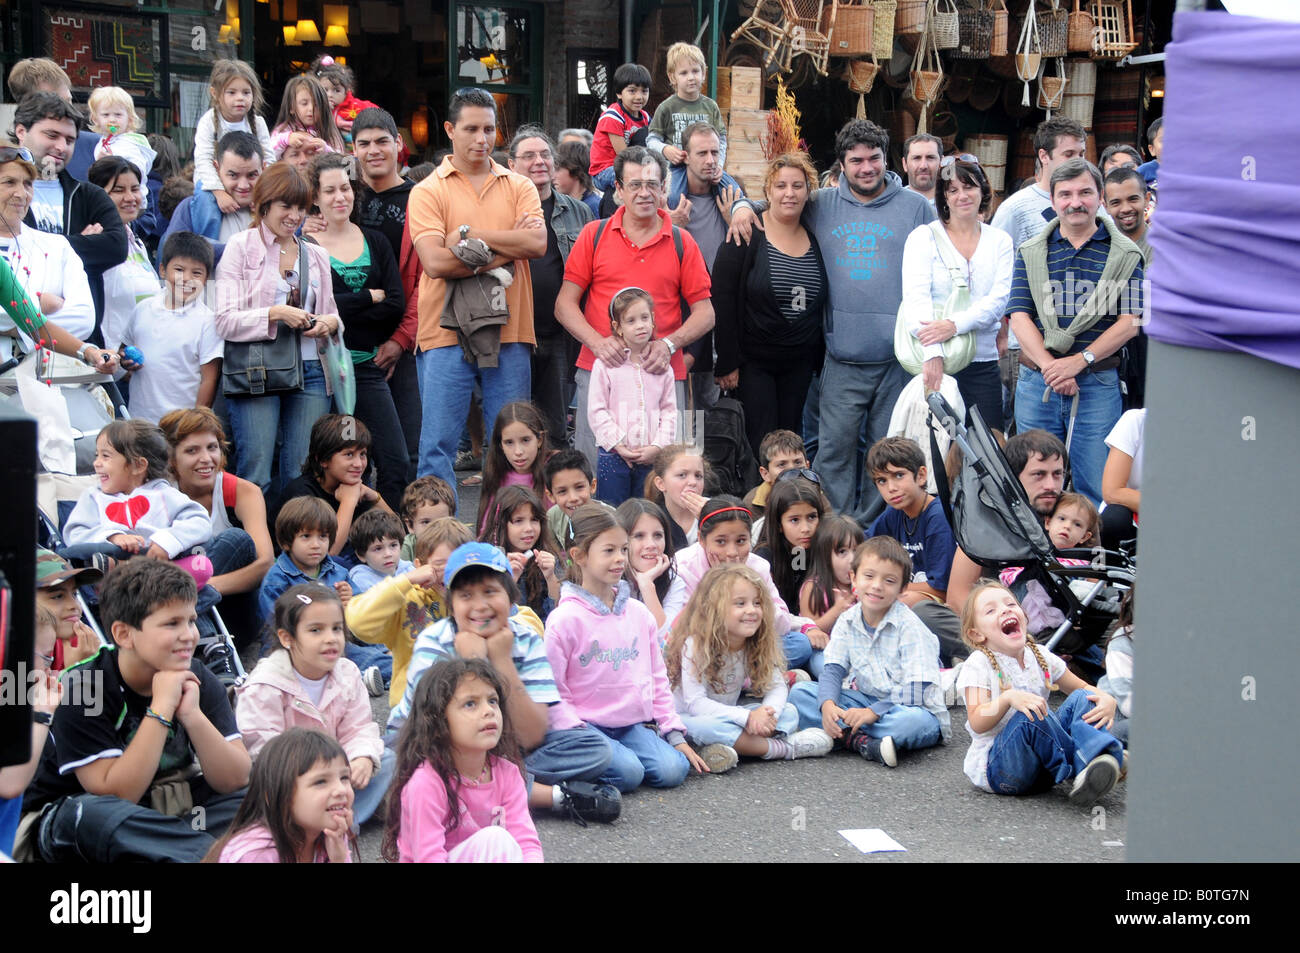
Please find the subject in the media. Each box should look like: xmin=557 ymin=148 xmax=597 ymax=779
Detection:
xmin=544 ymin=505 xmax=709 ymax=792
xmin=208 ymin=728 xmax=355 ymax=863
xmin=588 ymin=288 xmax=678 ymax=507
xmin=236 ymin=585 xmax=392 ymax=825
xmin=385 ymin=657 xmax=543 ymax=863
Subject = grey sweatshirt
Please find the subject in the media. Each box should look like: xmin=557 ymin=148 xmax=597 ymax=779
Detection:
xmin=805 ymin=172 xmax=936 ymax=364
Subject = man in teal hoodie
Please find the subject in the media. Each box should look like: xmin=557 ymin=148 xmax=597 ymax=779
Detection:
xmin=729 ymin=120 xmax=934 ymax=520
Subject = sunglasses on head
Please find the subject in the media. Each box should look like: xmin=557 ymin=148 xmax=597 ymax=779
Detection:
xmin=0 ymin=145 xmax=35 ymax=164
xmin=941 ymin=153 xmax=980 ymax=168
xmin=776 ymin=467 xmax=821 ymax=486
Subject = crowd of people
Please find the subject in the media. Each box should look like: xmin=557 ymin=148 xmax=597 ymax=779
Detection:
xmin=0 ymin=38 xmax=1156 ymax=863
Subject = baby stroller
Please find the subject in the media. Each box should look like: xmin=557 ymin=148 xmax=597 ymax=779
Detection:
xmin=925 ymin=392 xmax=1135 ymax=672
xmin=1 ymin=349 xmax=245 ymax=688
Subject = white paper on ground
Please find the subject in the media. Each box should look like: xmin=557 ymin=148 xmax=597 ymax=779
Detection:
xmin=839 ymin=828 xmax=906 ymax=853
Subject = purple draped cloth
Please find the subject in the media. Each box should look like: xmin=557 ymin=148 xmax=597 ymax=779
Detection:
xmin=1147 ymin=11 xmax=1300 ymax=369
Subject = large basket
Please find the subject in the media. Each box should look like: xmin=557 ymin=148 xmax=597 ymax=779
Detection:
xmin=896 ymin=0 xmax=927 ymax=35
xmin=825 ymin=2 xmax=876 ymax=57
xmin=1061 ymin=58 xmax=1096 ymax=127
xmin=965 ymin=132 xmax=1008 ymax=192
xmin=1089 ymin=1 xmax=1137 ymax=60
xmin=845 ymin=57 xmax=881 ymax=92
xmin=989 ymin=0 xmax=1008 ymax=56
xmin=1015 ymin=51 xmax=1041 ymax=82
xmin=1037 ymin=1 xmax=1069 ymax=57
xmin=1038 ymin=59 xmax=1068 ymax=111
xmin=872 ymin=0 xmax=898 ymax=59
xmin=911 ymin=68 xmax=944 ymax=103
xmin=1068 ymin=1 xmax=1095 ymax=52
xmin=950 ymin=1 xmax=993 ymax=60
xmin=933 ymin=0 xmax=960 ymax=50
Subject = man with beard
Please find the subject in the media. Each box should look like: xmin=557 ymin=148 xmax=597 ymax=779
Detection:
xmin=902 ymin=134 xmax=942 ymax=206
xmin=1009 ymin=158 xmax=1143 ymax=505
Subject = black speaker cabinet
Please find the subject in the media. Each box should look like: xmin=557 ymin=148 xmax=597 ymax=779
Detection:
xmin=0 ymin=402 xmax=37 ymax=768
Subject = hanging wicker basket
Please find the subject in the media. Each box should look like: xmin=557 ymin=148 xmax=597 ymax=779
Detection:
xmin=989 ymin=0 xmax=1009 ymax=56
xmin=1068 ymin=0 xmax=1095 ymax=52
xmin=872 ymin=0 xmax=899 ymax=59
xmin=950 ymin=0 xmax=993 ymax=60
xmin=845 ymin=56 xmax=881 ymax=92
xmin=1061 ymin=58 xmax=1096 ymax=127
xmin=1014 ymin=0 xmax=1043 ymax=107
xmin=965 ymin=132 xmax=1008 ymax=191
xmin=933 ymin=0 xmax=961 ymax=50
xmin=825 ymin=1 xmax=876 ymax=57
xmin=1089 ymin=1 xmax=1137 ymax=60
xmin=909 ymin=10 xmax=945 ymax=131
xmin=896 ymin=0 xmax=928 ymax=35
xmin=1037 ymin=0 xmax=1069 ymax=57
xmin=1038 ymin=57 xmax=1068 ymax=113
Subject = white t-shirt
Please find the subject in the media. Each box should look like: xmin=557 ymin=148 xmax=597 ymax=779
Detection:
xmin=118 ymin=291 xmax=224 ymax=424
xmin=1104 ymin=408 xmax=1145 ymax=494
xmin=294 ymin=668 xmax=328 ymax=707
xmin=101 ymin=231 xmax=161 ymax=351
xmin=30 ymin=179 xmax=65 ymax=234
xmin=956 ymin=645 xmax=1068 ymax=792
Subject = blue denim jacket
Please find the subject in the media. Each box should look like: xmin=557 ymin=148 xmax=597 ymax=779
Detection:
xmin=550 ymin=190 xmax=593 ymax=260
xmin=258 ymin=551 xmax=350 ymax=622
xmin=667 ymin=164 xmax=743 ymax=210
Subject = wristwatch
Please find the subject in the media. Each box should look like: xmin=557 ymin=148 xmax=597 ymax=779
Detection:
xmin=458 ymin=224 xmax=471 ymax=242
xmin=1082 ymin=350 xmax=1096 ymax=367
xmin=76 ymin=342 xmax=96 ymax=363
xmin=663 ymin=338 xmax=678 ymax=358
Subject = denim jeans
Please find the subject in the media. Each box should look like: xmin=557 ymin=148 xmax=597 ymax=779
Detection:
xmin=817 ymin=356 xmax=907 ymax=523
xmin=353 ymin=357 xmax=410 ymax=512
xmin=592 ymin=723 xmax=690 ymax=792
xmin=416 ymin=343 xmax=531 ymax=507
xmin=985 ymin=688 xmax=1123 ymax=795
xmin=228 ymin=359 xmax=330 ymax=502
xmin=681 ymin=700 xmax=800 ymax=746
xmin=345 ymin=641 xmax=392 ymax=682
xmin=782 ymin=629 xmax=813 ymax=671
xmin=788 ymin=683 xmax=942 ymax=750
xmin=592 ymin=166 xmax=615 ymax=191
xmin=596 ymin=448 xmax=654 ymax=508
xmin=351 ymin=747 xmax=397 ymax=825
xmin=206 ymin=527 xmax=256 ymax=577
xmin=523 ymin=726 xmax=615 ymax=787
xmin=1014 ymin=366 xmax=1122 ymax=506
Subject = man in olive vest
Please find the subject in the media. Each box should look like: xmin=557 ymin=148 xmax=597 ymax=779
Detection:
xmin=1007 ymin=158 xmax=1144 ymax=506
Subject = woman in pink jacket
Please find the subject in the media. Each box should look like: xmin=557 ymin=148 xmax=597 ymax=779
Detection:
xmin=544 ymin=505 xmax=709 ymax=791
xmin=236 ymin=584 xmax=393 ymax=824
xmin=587 ymin=288 xmax=677 ymax=507
xmin=214 ymin=162 xmax=343 ymax=501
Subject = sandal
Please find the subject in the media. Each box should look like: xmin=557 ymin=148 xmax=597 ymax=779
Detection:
xmin=460 ymin=472 xmax=483 ymax=487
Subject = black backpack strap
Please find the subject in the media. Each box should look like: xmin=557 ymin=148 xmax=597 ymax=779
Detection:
xmin=592 ymin=216 xmax=610 ymax=256
xmin=672 ymin=224 xmax=683 ymax=263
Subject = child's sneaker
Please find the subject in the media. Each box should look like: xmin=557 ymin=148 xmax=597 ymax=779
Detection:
xmin=362 ymin=665 xmax=385 ymax=697
xmin=698 ymin=743 xmax=740 ymax=773
xmin=555 ymin=780 xmax=621 ymax=826
xmin=786 ymin=727 xmax=833 ymax=759
xmin=784 ymin=669 xmax=812 ymax=688
xmin=1069 ymin=753 xmax=1120 ymax=805
xmin=850 ymin=730 xmax=898 ymax=767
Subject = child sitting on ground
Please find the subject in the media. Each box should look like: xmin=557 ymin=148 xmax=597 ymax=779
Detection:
xmin=34 ymin=548 xmax=103 ymax=670
xmin=208 ymin=728 xmax=354 ymax=862
xmin=798 ymin=515 xmax=866 ymax=636
xmin=789 ymin=537 xmax=951 ymax=768
xmin=646 ymin=42 xmax=727 ymax=167
xmin=15 ymin=559 xmax=250 ymax=863
xmin=480 ymin=485 xmax=563 ymax=621
xmin=647 ymin=443 xmax=709 ymax=550
xmin=666 ymin=563 xmax=832 ymax=773
xmin=348 ymin=509 xmax=414 ymax=596
xmin=390 ymin=542 xmax=622 ymax=824
xmin=544 ymin=448 xmax=615 ymax=547
xmin=546 ymin=506 xmax=709 ymax=791
xmin=755 ymin=476 xmax=825 ymax=612
xmin=866 ymin=436 xmax=956 ymax=609
xmin=238 ymin=585 xmax=393 ymax=826
xmin=115 ymin=231 xmax=222 ymax=424
xmin=1097 ymin=586 xmax=1135 ymax=747
xmin=743 ymin=429 xmax=810 ymax=522
xmin=259 ymin=497 xmax=353 ymax=623
xmin=346 ymin=517 xmax=472 ymax=709
xmin=589 ymin=62 xmax=653 ymax=191
xmin=617 ymin=498 xmax=685 ymax=634
xmin=399 ymin=475 xmax=456 ymax=562
xmin=62 ymin=419 xmax=213 ymax=588
xmin=478 ymin=401 xmax=551 ymax=536
xmin=956 ymin=581 xmax=1123 ymax=803
xmin=385 ymin=658 xmax=543 ymax=862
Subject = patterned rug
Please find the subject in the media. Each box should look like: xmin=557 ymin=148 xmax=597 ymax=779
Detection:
xmin=47 ymin=8 xmax=159 ymax=100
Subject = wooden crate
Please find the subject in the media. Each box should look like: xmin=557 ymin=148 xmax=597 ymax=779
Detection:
xmin=724 ymin=107 xmax=770 ymax=195
xmin=726 ymin=159 xmax=770 ymax=196
xmin=729 ymin=66 xmax=763 ymax=109
xmin=716 ymin=67 xmax=732 ymax=110
xmin=726 ymin=107 xmax=770 ymax=147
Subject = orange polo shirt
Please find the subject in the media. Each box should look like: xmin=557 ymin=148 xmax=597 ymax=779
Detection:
xmin=407 ymin=156 xmax=543 ymax=352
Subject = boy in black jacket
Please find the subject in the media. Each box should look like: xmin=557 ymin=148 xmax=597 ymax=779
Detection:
xmin=13 ymin=91 xmax=128 ymax=343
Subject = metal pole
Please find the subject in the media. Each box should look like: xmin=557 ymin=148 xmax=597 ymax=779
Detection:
xmin=709 ymin=0 xmax=720 ymax=99
xmin=624 ymin=0 xmax=635 ymax=62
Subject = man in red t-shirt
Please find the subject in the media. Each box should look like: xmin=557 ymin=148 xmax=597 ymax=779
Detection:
xmin=556 ymin=146 xmax=714 ymax=469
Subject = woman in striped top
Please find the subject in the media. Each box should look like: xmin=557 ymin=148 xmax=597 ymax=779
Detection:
xmin=711 ymin=152 xmax=828 ymax=458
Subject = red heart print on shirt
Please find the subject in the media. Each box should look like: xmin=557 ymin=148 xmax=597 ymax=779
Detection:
xmin=106 ymin=495 xmax=151 ymax=529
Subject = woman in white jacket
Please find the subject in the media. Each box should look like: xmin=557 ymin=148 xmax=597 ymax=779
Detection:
xmin=900 ymin=157 xmax=1013 ymax=431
